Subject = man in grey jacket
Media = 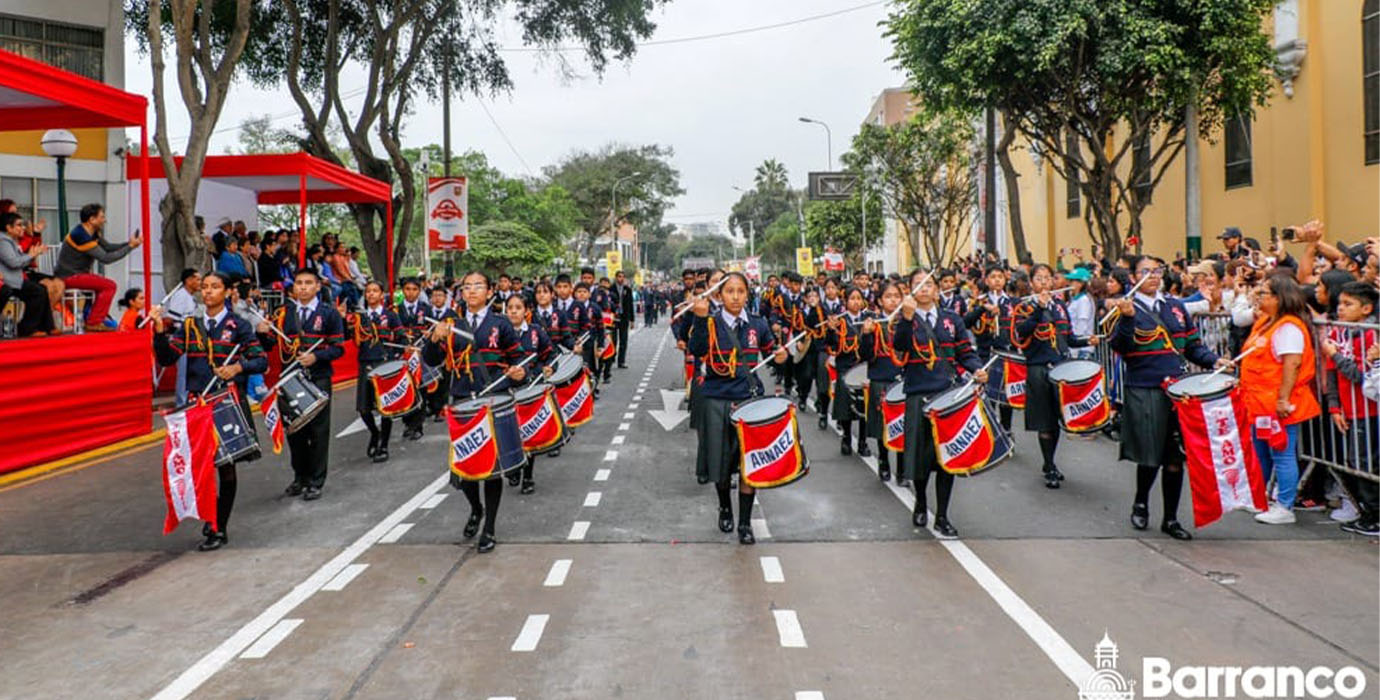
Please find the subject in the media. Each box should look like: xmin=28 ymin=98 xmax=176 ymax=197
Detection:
xmin=54 ymin=203 xmax=141 ymax=331
xmin=1 ymin=212 xmax=56 ymax=336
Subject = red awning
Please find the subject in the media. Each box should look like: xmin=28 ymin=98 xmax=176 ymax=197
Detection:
xmin=126 ymin=152 xmax=392 ymax=205
xmin=0 ymin=48 xmax=148 ymax=130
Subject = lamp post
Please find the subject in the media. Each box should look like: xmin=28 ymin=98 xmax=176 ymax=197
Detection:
xmin=41 ymin=129 xmax=78 ymax=237
xmin=611 ymin=173 xmax=640 ymax=271
xmin=731 ymin=185 xmax=756 ymax=259
xmin=797 ymin=117 xmax=832 ymax=170
xmin=418 ymin=150 xmax=432 ymax=283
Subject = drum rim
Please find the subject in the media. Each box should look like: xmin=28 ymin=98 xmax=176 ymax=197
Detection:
xmin=1166 ymin=372 xmax=1238 ymax=399
xmin=883 ymin=383 xmax=908 ymax=402
xmin=514 ymin=383 xmax=551 ymax=402
xmin=925 ymin=384 xmax=978 ymax=415
xmin=1048 ymin=359 xmax=1102 ymax=383
xmin=454 ymin=393 xmax=517 ymax=411
xmin=548 ymin=355 xmax=584 ymax=384
xmin=730 ymin=395 xmax=794 ymax=423
xmin=370 ymin=359 xmax=407 ymax=374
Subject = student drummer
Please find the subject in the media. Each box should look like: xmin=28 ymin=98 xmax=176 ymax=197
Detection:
xmin=505 ymin=292 xmax=556 ymax=494
xmin=351 ymin=281 xmax=404 ymax=463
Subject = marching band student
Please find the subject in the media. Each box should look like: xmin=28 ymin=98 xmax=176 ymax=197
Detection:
xmin=397 ymin=277 xmax=431 ymax=441
xmin=965 ymin=266 xmax=1017 ymax=431
xmin=583 ymin=268 xmax=615 ymax=384
xmin=893 ymin=271 xmax=987 ymax=538
xmin=1012 ymin=263 xmax=1098 ymax=489
xmin=505 ymin=292 xmax=556 ymax=493
xmin=351 ymin=281 xmax=403 ymax=463
xmin=423 ymin=271 xmax=527 ymax=553
xmin=770 ymin=272 xmax=805 ymax=399
xmin=571 ymin=281 xmax=603 ymax=395
xmin=421 ymin=285 xmax=458 ymax=422
xmin=533 ymin=281 xmax=562 ymax=348
xmin=151 ymin=272 xmax=267 ymax=551
xmin=677 ymin=281 xmax=705 ymax=440
xmin=938 ymin=268 xmax=969 ymax=317
xmin=860 ymin=281 xmax=906 ymax=483
xmin=1108 ymin=257 xmax=1225 ymax=540
xmin=687 ymin=272 xmax=788 ymax=544
xmin=828 ymin=287 xmax=871 ymax=456
xmin=256 ymin=268 xmax=345 ymax=501
xmin=809 ymin=278 xmax=845 ymax=427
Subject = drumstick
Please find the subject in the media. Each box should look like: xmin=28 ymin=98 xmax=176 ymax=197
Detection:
xmin=260 ymin=338 xmax=326 ymax=397
xmin=1015 ymin=286 xmax=1074 ymax=303
xmin=421 ymin=316 xmax=477 ymax=341
xmin=954 ymin=353 xmax=1001 ymax=395
xmin=137 ymin=282 xmax=183 ymax=328
xmin=197 ymin=345 xmax=241 ymax=400
xmin=749 ymin=329 xmax=810 ymax=373
xmin=671 ymin=276 xmax=731 ymax=321
xmin=880 ymin=270 xmax=937 ymax=324
xmin=559 ymin=330 xmax=592 ymax=356
xmin=476 ymin=353 xmax=538 ymax=397
xmin=1203 ymin=345 xmax=1256 ymax=381
xmin=1096 ymin=275 xmax=1152 ymax=328
xmin=247 ymin=308 xmax=294 ymax=345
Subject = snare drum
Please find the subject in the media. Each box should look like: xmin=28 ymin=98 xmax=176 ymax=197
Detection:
xmin=843 ymin=364 xmax=868 ymax=419
xmin=368 ymin=360 xmax=421 ymax=417
xmin=730 ymin=396 xmax=809 ymax=489
xmin=995 ymin=350 xmax=1027 ymax=408
xmin=446 ymin=394 xmax=526 ymax=481
xmin=549 ymin=354 xmax=593 ymax=427
xmin=1047 ymin=359 xmax=1110 ymax=433
xmin=923 ymin=383 xmax=1012 ymax=476
xmin=277 ymin=369 xmax=330 ymax=434
xmin=1165 ymin=372 xmax=1237 ymax=402
xmin=514 ymin=382 xmax=569 ymax=454
xmin=880 ymin=383 xmax=908 ymax=452
xmin=207 ymin=389 xmax=260 ymax=467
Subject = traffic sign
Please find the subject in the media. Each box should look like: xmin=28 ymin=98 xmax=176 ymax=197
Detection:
xmin=808 ymin=172 xmax=858 ymax=201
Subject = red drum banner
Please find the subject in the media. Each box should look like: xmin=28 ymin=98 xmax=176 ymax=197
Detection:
xmin=1054 ymin=374 xmax=1110 ymax=432
xmin=1003 ymin=358 xmax=1027 ymax=408
xmin=736 ymin=407 xmax=807 ymax=489
xmin=826 ymin=359 xmax=838 ymax=401
xmin=1176 ymin=389 xmax=1268 ymax=528
xmin=555 ymin=371 xmax=595 ymax=427
xmin=600 ymin=337 xmax=616 ymax=361
xmin=446 ymin=404 xmax=499 ymax=481
xmin=516 ymin=388 xmax=564 ymax=452
xmin=371 ymin=368 xmax=418 ymax=417
xmin=262 ymin=388 xmax=284 ymax=455
xmin=881 ymin=393 xmax=906 ymax=452
xmin=929 ymin=395 xmax=1011 ymax=476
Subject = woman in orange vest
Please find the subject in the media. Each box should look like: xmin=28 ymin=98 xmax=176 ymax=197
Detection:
xmin=1239 ymin=274 xmax=1321 ymax=525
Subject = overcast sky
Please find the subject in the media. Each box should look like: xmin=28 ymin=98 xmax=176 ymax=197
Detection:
xmin=124 ymin=0 xmax=906 ymax=231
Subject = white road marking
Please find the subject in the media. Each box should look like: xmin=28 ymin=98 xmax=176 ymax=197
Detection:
xmin=796 ymin=693 xmax=825 ymax=700
xmin=419 ymin=493 xmax=447 ymax=509
xmin=751 ymin=518 xmax=771 ymax=539
xmin=567 ymin=521 xmax=590 ymax=540
xmin=583 ymin=492 xmax=602 ymax=507
xmin=511 ymin=614 xmax=550 ymax=652
xmin=622 ymin=412 xmax=635 ymax=419
xmin=379 ymin=523 xmax=414 ymax=544
xmin=594 ymin=469 xmax=611 ymax=481
xmin=152 ymin=471 xmax=452 ymax=700
xmin=334 ymin=417 xmax=367 ymax=439
xmin=488 ymin=697 xmax=517 ymax=700
xmin=618 ymin=423 xmax=630 ymax=431
xmin=603 ymin=450 xmax=618 ymax=461
xmin=321 ymin=563 xmax=369 ymax=592
xmin=611 ymin=435 xmax=625 ymax=445
xmin=843 ymin=431 xmax=1095 ymax=687
xmin=759 ymin=556 xmax=784 ymax=583
xmin=239 ymin=619 xmax=303 ymax=659
xmin=544 ymin=559 xmax=572 ymax=587
xmin=773 ymin=610 xmax=807 ymax=648
xmin=638 ymin=382 xmax=648 ymax=388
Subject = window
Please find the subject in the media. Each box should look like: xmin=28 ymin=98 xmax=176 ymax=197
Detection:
xmin=1365 ymin=0 xmax=1378 ymax=164
xmin=0 ymin=14 xmax=104 ymax=81
xmin=1064 ymin=130 xmax=1080 ymax=218
xmin=1132 ymin=131 xmax=1153 ymax=204
xmin=1224 ymin=115 xmax=1253 ymax=189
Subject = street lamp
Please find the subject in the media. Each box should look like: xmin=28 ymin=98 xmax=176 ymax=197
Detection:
xmin=41 ymin=129 xmax=78 ymax=237
xmin=418 ymin=150 xmax=432 ymax=282
xmin=797 ymin=117 xmax=832 ymax=170
xmin=731 ymin=185 xmax=755 ymax=258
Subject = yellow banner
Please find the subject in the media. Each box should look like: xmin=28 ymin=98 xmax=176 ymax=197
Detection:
xmin=634 ymin=270 xmax=644 ymax=286
xmin=605 ymin=250 xmax=622 ymax=274
xmin=796 ymin=247 xmax=814 ymax=277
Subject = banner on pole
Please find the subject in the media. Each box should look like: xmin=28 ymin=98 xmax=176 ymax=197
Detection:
xmin=822 ymin=250 xmax=845 ymax=272
xmin=605 ymin=249 xmax=622 ymax=274
xmin=427 ymin=177 xmax=468 ymax=251
xmin=745 ymin=256 xmax=761 ymax=281
xmin=795 ymin=247 xmax=814 ymax=277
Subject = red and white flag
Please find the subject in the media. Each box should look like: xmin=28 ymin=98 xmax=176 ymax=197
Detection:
xmin=555 ymin=370 xmax=595 ymax=427
xmin=263 ymin=388 xmax=285 ymax=455
xmin=161 ymin=403 xmax=219 ymax=534
xmin=1177 ymin=389 xmax=1268 ymax=527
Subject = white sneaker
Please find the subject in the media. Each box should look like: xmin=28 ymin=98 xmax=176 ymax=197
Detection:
xmin=1254 ymin=504 xmax=1297 ymax=525
xmin=1330 ymin=499 xmax=1359 ymax=522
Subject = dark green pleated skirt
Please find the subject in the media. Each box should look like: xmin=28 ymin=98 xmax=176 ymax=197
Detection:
xmin=865 ymin=380 xmax=894 ymax=440
xmin=901 ymin=392 xmax=941 ymax=481
xmin=1119 ymin=385 xmax=1185 ymax=466
xmin=696 ymin=396 xmax=740 ymax=485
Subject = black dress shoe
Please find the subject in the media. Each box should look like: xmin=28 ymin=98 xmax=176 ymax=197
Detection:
xmin=697 ymin=475 xmax=711 ymax=485
xmin=464 ymin=511 xmax=483 ymax=538
xmin=197 ymin=532 xmax=228 ymax=551
xmin=932 ymin=517 xmax=959 ymax=539
xmin=366 ymin=434 xmax=379 ymax=458
xmin=718 ymin=507 xmax=734 ymax=533
xmin=302 ymin=487 xmax=322 ymax=501
xmin=520 ymin=479 xmax=535 ymax=495
xmin=372 ymin=447 xmax=389 ymax=463
xmin=548 ymin=449 xmax=561 ymax=458
xmin=840 ymin=440 xmax=852 ymax=456
xmin=896 ymin=476 xmax=911 ymax=488
xmin=738 ymin=524 xmax=756 ymax=545
xmin=618 ymin=363 xmax=628 ymax=369
xmin=912 ymin=502 xmax=928 ymax=528
xmin=878 ymin=462 xmax=891 ymax=481
xmin=433 ymin=414 xmax=444 ymax=423
xmin=1052 ymin=466 xmax=1065 ymax=481
xmin=818 ymin=415 xmax=828 ymax=431
xmin=857 ymin=441 xmax=872 ymax=457
xmin=1161 ymin=520 xmax=1193 ymax=540
xmin=1130 ymin=503 xmax=1150 ymax=530
xmin=284 ymin=482 xmax=305 ymax=497
xmin=1043 ymin=468 xmax=1061 ymax=489
xmin=476 ymin=532 xmax=496 ymax=553
xmin=202 ymin=522 xmax=213 ymax=538
xmin=507 ymin=472 xmax=522 ymax=487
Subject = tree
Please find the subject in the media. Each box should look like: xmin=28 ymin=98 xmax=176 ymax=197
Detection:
xmin=994 ymin=110 xmax=1031 ymax=263
xmin=729 ymin=158 xmax=797 ymax=243
xmin=543 ymin=143 xmax=684 ymax=260
xmin=463 ymin=221 xmax=557 ymax=277
xmin=234 ymin=114 xmax=360 ymax=240
xmin=129 ymin=0 xmax=259 ymax=286
xmin=844 ymin=112 xmax=977 ymax=268
xmin=803 ymin=190 xmax=882 ymax=270
xmin=759 ymin=211 xmax=802 ymax=273
xmin=230 ymin=114 xmax=296 ymax=155
xmin=754 ymin=158 xmax=789 ymax=192
xmin=886 ymin=0 xmax=1276 ymax=257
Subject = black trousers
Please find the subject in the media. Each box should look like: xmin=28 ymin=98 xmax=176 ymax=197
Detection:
xmin=615 ymin=320 xmax=631 ymax=365
xmin=288 ymin=378 xmax=332 ymax=488
xmin=792 ymin=350 xmax=817 ymax=403
xmin=5 ymin=280 xmax=53 ymax=336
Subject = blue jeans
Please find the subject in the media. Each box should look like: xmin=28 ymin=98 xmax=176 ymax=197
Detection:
xmin=1252 ymin=422 xmax=1301 ymax=509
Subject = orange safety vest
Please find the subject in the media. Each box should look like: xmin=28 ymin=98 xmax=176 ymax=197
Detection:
xmin=1239 ymin=315 xmax=1321 ymax=425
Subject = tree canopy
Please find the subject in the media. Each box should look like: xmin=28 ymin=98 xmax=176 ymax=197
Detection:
xmin=542 ymin=143 xmax=684 ymax=259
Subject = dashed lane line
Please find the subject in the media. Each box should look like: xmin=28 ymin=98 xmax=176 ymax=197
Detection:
xmin=773 ymin=610 xmax=807 ymax=648
xmin=543 ymin=559 xmax=572 ymax=587
xmin=594 ymin=469 xmax=611 ymax=481
xmin=611 ymin=435 xmax=626 ymax=445
xmin=583 ymin=492 xmax=602 ymax=507
xmin=617 ymin=423 xmax=630 ymax=431
xmin=511 ymin=614 xmax=550 ymax=652
xmin=796 ymin=693 xmax=825 ymax=700
xmin=759 ymin=556 xmax=784 ymax=583
xmin=567 ymin=521 xmax=590 ymax=540
xmin=603 ymin=450 xmax=619 ymax=461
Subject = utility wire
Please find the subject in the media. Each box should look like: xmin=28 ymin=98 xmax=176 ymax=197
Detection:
xmin=476 ymin=98 xmax=535 ymax=177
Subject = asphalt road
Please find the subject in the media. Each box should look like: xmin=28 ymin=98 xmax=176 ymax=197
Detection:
xmin=0 ymin=325 xmax=1375 ymax=700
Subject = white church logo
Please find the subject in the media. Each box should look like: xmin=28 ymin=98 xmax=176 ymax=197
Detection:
xmin=1079 ymin=632 xmax=1136 ymax=700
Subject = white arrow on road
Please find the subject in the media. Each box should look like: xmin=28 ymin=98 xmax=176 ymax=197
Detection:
xmin=647 ymin=388 xmax=689 ymax=431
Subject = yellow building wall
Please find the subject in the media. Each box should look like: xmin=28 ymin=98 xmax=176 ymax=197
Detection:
xmin=1003 ymin=0 xmax=1378 ymax=263
xmin=0 ymin=129 xmax=109 ymax=161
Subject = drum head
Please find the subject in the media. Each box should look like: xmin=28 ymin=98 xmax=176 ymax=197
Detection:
xmin=995 ymin=350 xmax=1025 ymax=364
xmin=1048 ymin=359 xmax=1101 ymax=384
xmin=843 ymin=364 xmax=868 ymax=389
xmin=884 ymin=382 xmax=907 ymax=403
xmin=826 ymin=355 xmax=836 ymax=368
xmin=370 ymin=360 xmax=406 ymax=377
xmin=548 ymin=354 xmax=584 ymax=384
xmin=454 ymin=394 xmax=516 ymax=414
xmin=1166 ymin=372 xmax=1237 ymax=400
xmin=514 ymin=383 xmax=548 ymax=403
xmin=730 ymin=396 xmax=793 ymax=424
xmin=926 ymin=384 xmax=976 ymax=414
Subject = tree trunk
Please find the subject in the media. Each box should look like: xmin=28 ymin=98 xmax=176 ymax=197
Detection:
xmin=994 ymin=112 xmax=1030 ymax=263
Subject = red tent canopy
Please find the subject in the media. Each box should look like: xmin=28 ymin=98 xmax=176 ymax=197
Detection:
xmin=126 ymin=152 xmax=395 ymax=290
xmin=0 ymin=48 xmax=154 ymax=475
